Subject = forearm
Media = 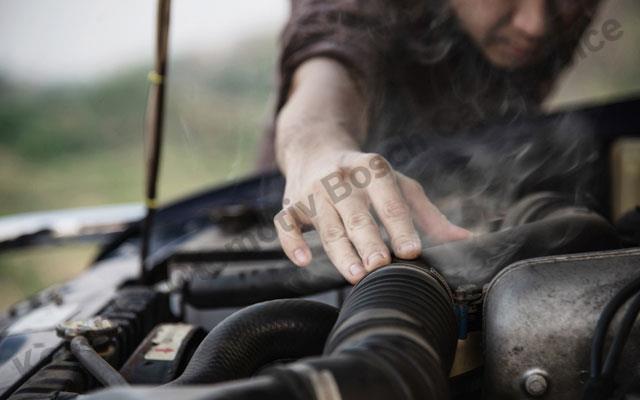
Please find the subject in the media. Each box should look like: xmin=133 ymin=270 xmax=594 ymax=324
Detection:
xmin=275 ymin=57 xmax=368 ymax=173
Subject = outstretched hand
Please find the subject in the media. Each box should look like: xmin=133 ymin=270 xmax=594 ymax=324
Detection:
xmin=275 ymin=151 xmax=471 ymax=284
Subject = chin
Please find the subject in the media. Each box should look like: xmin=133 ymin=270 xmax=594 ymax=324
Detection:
xmin=485 ymin=50 xmax=532 ymax=71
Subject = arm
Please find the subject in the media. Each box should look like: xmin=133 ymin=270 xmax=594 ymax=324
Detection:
xmin=274 ymin=57 xmax=470 ymax=284
xmin=276 ymin=57 xmax=365 ymax=178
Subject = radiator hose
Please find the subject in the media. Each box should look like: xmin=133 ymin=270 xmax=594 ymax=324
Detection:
xmin=170 ymin=299 xmax=339 ymax=385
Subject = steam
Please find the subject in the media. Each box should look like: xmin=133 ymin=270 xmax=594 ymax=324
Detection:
xmin=373 ymin=113 xmax=602 ymax=235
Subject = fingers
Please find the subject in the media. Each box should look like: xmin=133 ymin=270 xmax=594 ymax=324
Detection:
xmin=332 ymin=188 xmax=391 ymax=272
xmin=274 ymin=191 xmax=367 ymax=284
xmin=275 ymin=153 xmax=472 ymax=286
xmin=397 ymin=174 xmax=472 ymax=244
xmin=311 ymin=195 xmax=366 ymax=284
xmin=274 ymin=208 xmax=312 ymax=267
xmin=365 ymin=162 xmax=422 ymax=260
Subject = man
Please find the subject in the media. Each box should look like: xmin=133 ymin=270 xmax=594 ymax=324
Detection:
xmin=261 ymin=0 xmax=602 ymax=283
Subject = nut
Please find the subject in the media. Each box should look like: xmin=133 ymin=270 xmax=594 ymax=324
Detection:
xmin=524 ymin=372 xmax=548 ymax=397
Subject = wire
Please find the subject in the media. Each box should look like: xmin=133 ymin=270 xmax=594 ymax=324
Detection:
xmin=583 ymin=275 xmax=640 ymax=400
xmin=601 ymin=292 xmax=640 ymax=378
xmin=590 ymin=274 xmax=640 ymax=379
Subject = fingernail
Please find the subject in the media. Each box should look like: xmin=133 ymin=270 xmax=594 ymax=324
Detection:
xmin=294 ymin=248 xmax=308 ymax=264
xmin=367 ymin=252 xmax=387 ymax=269
xmin=349 ymin=263 xmax=365 ymax=277
xmin=397 ymin=241 xmax=418 ymax=255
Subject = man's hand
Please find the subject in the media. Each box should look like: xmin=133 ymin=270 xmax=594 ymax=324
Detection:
xmin=273 ymin=58 xmax=469 ymax=283
xmin=274 ymin=150 xmax=471 ymax=284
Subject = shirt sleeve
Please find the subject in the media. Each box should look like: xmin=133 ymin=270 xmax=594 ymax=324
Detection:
xmin=257 ymin=0 xmax=415 ymax=170
xmin=277 ymin=0 xmax=410 ymax=107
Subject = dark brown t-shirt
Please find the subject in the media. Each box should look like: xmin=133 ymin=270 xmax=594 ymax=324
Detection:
xmin=257 ymin=0 xmax=591 ymax=169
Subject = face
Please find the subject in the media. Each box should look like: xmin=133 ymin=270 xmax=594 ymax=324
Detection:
xmin=449 ymin=0 xmax=598 ymax=69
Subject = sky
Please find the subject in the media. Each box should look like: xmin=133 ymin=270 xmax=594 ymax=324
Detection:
xmin=0 ymin=0 xmax=289 ymax=85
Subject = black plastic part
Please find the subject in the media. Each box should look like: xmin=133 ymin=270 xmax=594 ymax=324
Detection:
xmin=183 ymin=262 xmax=346 ymax=309
xmin=170 ymin=299 xmax=338 ymax=385
xmin=120 ymin=324 xmax=205 ymax=385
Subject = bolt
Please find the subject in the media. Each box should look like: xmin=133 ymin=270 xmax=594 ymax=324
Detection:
xmin=524 ymin=373 xmax=548 ymax=397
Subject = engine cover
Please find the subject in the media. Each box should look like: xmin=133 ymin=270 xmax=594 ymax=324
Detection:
xmin=484 ymin=247 xmax=640 ymax=399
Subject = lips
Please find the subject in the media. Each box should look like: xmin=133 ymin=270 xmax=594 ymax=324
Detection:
xmin=509 ymin=44 xmax=535 ymax=57
xmin=503 ymin=41 xmax=539 ymax=59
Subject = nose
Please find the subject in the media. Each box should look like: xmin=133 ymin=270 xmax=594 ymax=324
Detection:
xmin=512 ymin=0 xmax=548 ymax=41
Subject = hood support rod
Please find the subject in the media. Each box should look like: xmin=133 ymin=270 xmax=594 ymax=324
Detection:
xmin=140 ymin=0 xmax=171 ymax=284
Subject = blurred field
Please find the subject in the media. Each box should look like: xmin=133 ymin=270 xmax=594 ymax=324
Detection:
xmin=1 ymin=0 xmax=639 ymax=310
xmin=0 ymin=245 xmax=97 ymax=310
xmin=0 ymin=36 xmax=277 ymax=215
xmin=0 ymin=35 xmax=278 ymax=309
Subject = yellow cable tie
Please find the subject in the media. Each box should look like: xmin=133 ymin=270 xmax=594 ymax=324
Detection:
xmin=145 ymin=198 xmax=159 ymax=209
xmin=147 ymin=71 xmax=164 ymax=85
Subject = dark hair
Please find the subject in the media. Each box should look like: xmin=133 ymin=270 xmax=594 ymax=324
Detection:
xmin=408 ymin=0 xmax=595 ymax=87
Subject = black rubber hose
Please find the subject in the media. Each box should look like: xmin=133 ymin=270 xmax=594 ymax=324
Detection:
xmin=69 ymin=336 xmax=129 ymax=387
xmin=184 ymin=262 xmax=346 ymax=308
xmin=170 ymin=299 xmax=338 ymax=385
